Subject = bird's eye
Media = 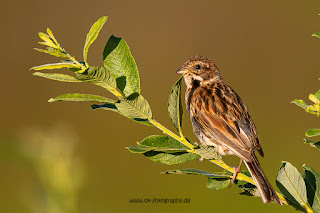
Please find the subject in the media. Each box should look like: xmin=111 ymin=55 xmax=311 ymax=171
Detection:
xmin=195 ymin=65 xmax=201 ymax=70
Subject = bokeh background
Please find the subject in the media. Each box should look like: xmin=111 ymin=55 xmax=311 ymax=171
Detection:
xmin=1 ymin=0 xmax=320 ymax=212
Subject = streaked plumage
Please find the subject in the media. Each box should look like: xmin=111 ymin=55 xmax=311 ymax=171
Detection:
xmin=177 ymin=56 xmax=281 ymax=205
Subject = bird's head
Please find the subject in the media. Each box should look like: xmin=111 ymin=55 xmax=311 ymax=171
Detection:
xmin=177 ymin=56 xmax=222 ymax=86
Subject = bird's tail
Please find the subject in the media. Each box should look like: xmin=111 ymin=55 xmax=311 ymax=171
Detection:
xmin=244 ymin=154 xmax=282 ymax=205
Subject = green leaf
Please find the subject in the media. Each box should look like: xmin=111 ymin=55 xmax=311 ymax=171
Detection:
xmin=162 ymin=168 xmax=230 ymax=178
xmin=312 ymin=33 xmax=320 ymax=38
xmin=103 ymin=35 xmax=140 ymax=96
xmin=194 ymin=141 xmax=221 ymax=160
xmin=143 ymin=151 xmax=200 ymax=165
xmin=127 ymin=135 xmax=192 ymax=154
xmin=276 ymin=161 xmax=308 ymax=207
xmin=138 ymin=135 xmax=191 ymax=151
xmin=30 ymin=62 xmax=80 ymax=71
xmin=291 ymin=99 xmax=320 ymax=115
xmin=304 ymin=139 xmax=320 ymax=150
xmin=115 ymin=93 xmax=153 ymax=126
xmin=38 ymin=32 xmax=55 ymax=47
xmin=34 ymin=47 xmax=67 ymax=58
xmin=46 ymin=47 xmax=68 ymax=58
xmin=315 ymin=90 xmax=320 ymax=102
xmin=306 ymin=129 xmax=320 ymax=137
xmin=302 ymin=165 xmax=320 ymax=212
xmin=309 ymin=94 xmax=319 ymax=104
xmin=46 ymin=28 xmax=58 ymax=46
xmin=291 ymin=99 xmax=308 ymax=110
xmin=34 ymin=48 xmax=48 ymax=54
xmin=83 ymin=16 xmax=108 ymax=67
xmin=32 ymin=72 xmax=82 ymax=82
xmin=75 ymin=66 xmax=122 ymax=97
xmin=38 ymin=42 xmax=52 ymax=47
xmin=206 ymin=178 xmax=231 ymax=191
xmin=168 ymin=76 xmax=183 ymax=134
xmin=126 ymin=146 xmax=152 ymax=154
xmin=162 ymin=168 xmax=230 ymax=191
xmin=48 ymin=93 xmax=115 ymax=103
xmin=91 ymin=102 xmax=119 ymax=113
xmin=92 ymin=93 xmax=154 ymax=125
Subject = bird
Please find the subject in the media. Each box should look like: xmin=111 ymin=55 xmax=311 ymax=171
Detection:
xmin=177 ymin=55 xmax=282 ymax=205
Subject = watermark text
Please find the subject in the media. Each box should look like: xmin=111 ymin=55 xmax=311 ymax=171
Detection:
xmin=129 ymin=198 xmax=191 ymax=204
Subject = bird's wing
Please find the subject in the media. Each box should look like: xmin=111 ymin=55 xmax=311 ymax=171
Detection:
xmin=189 ymin=83 xmax=262 ymax=162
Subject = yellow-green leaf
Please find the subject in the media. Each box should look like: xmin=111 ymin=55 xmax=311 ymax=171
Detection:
xmin=46 ymin=47 xmax=68 ymax=58
xmin=163 ymin=168 xmax=230 ymax=190
xmin=304 ymin=139 xmax=320 ymax=150
xmin=291 ymin=99 xmax=308 ymax=110
xmin=46 ymin=28 xmax=59 ymax=45
xmin=48 ymin=93 xmax=115 ymax=103
xmin=115 ymin=93 xmax=153 ymax=126
xmin=137 ymin=135 xmax=191 ymax=151
xmin=276 ymin=161 xmax=308 ymax=207
xmin=312 ymin=33 xmax=320 ymax=38
xmin=302 ymin=165 xmax=320 ymax=212
xmin=75 ymin=66 xmax=122 ymax=97
xmin=103 ymin=35 xmax=140 ymax=96
xmin=168 ymin=76 xmax=183 ymax=134
xmin=30 ymin=62 xmax=80 ymax=71
xmin=309 ymin=94 xmax=319 ymax=104
xmin=83 ymin=16 xmax=108 ymax=67
xmin=306 ymin=129 xmax=320 ymax=137
xmin=38 ymin=32 xmax=55 ymax=47
xmin=32 ymin=72 xmax=82 ymax=82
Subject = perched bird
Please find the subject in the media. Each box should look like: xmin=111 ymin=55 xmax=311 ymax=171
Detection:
xmin=177 ymin=56 xmax=282 ymax=205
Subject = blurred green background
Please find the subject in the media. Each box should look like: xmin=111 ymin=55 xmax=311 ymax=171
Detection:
xmin=1 ymin=0 xmax=320 ymax=212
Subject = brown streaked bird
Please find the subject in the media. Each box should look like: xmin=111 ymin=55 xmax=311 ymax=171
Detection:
xmin=177 ymin=55 xmax=282 ymax=205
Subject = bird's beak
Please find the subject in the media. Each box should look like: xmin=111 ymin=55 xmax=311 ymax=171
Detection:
xmin=177 ymin=67 xmax=189 ymax=74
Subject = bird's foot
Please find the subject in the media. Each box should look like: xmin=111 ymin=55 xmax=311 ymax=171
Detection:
xmin=230 ymin=159 xmax=242 ymax=186
xmin=230 ymin=166 xmax=240 ymax=186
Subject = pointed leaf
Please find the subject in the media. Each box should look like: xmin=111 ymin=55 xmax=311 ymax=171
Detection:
xmin=315 ymin=90 xmax=320 ymax=102
xmin=138 ymin=135 xmax=191 ymax=151
xmin=75 ymin=66 xmax=122 ymax=97
xmin=38 ymin=32 xmax=55 ymax=47
xmin=126 ymin=146 xmax=153 ymax=154
xmin=34 ymin=48 xmax=48 ymax=54
xmin=302 ymin=165 xmax=320 ymax=212
xmin=38 ymin=41 xmax=53 ymax=47
xmin=115 ymin=93 xmax=153 ymax=126
xmin=304 ymin=139 xmax=320 ymax=150
xmin=306 ymin=129 xmax=320 ymax=137
xmin=103 ymin=35 xmax=140 ymax=96
xmin=162 ymin=168 xmax=230 ymax=191
xmin=92 ymin=95 xmax=155 ymax=125
xmin=312 ymin=33 xmax=320 ymax=38
xmin=291 ymin=99 xmax=320 ymax=115
xmin=127 ymin=135 xmax=194 ymax=155
xmin=32 ymin=72 xmax=82 ymax=82
xmin=30 ymin=62 xmax=80 ymax=71
xmin=46 ymin=28 xmax=58 ymax=45
xmin=206 ymin=178 xmax=231 ymax=191
xmin=309 ymin=94 xmax=319 ymax=104
xmin=162 ymin=168 xmax=230 ymax=178
xmin=83 ymin=16 xmax=108 ymax=66
xmin=143 ymin=151 xmax=200 ymax=165
xmin=276 ymin=161 xmax=308 ymax=207
xmin=168 ymin=76 xmax=183 ymax=134
xmin=291 ymin=99 xmax=308 ymax=110
xmin=46 ymin=47 xmax=68 ymax=58
xmin=48 ymin=93 xmax=115 ymax=103
xmin=91 ymin=102 xmax=119 ymax=113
